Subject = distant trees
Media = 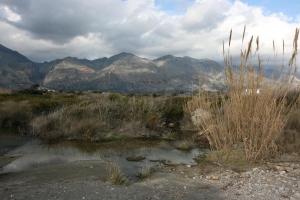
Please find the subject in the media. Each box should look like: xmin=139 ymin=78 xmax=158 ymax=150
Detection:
xmin=17 ymin=84 xmax=44 ymax=95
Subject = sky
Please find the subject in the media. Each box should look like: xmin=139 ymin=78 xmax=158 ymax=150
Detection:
xmin=0 ymin=0 xmax=299 ymax=63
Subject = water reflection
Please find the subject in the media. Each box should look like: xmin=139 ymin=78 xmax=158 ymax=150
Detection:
xmin=1 ymin=136 xmax=208 ymax=180
xmin=0 ymin=127 xmax=31 ymax=155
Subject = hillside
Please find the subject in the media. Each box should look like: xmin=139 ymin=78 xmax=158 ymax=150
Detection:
xmin=0 ymin=44 xmax=224 ymax=93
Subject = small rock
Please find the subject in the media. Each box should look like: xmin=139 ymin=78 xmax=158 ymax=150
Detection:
xmin=280 ymin=171 xmax=287 ymax=175
xmin=168 ymin=123 xmax=175 ymax=128
xmin=206 ymin=176 xmax=211 ymax=180
xmin=241 ymin=172 xmax=249 ymax=178
xmin=290 ymin=192 xmax=300 ymax=200
xmin=246 ymin=171 xmax=253 ymax=176
xmin=285 ymin=167 xmax=293 ymax=172
xmin=212 ymin=175 xmax=219 ymax=180
xmin=253 ymin=168 xmax=259 ymax=174
xmin=186 ymin=165 xmax=191 ymax=168
xmin=293 ymin=169 xmax=300 ymax=175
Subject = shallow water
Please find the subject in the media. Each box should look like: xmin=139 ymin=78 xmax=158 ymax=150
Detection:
xmin=0 ymin=129 xmax=208 ymax=180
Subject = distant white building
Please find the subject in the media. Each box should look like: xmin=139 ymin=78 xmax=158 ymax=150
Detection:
xmin=244 ymin=89 xmax=260 ymax=95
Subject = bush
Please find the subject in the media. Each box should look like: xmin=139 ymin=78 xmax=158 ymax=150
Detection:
xmin=31 ymin=94 xmax=187 ymax=141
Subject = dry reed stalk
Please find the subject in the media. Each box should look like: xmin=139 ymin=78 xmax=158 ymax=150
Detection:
xmin=188 ymin=28 xmax=300 ymax=161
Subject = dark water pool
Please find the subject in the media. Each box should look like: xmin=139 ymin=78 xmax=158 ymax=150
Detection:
xmin=0 ymin=128 xmax=209 ymax=180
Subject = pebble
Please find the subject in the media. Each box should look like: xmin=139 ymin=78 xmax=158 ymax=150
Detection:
xmin=201 ymin=162 xmax=300 ymax=199
xmin=280 ymin=170 xmax=287 ymax=175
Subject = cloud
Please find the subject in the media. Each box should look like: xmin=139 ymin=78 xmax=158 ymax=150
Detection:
xmin=0 ymin=0 xmax=299 ymax=63
xmin=182 ymin=0 xmax=231 ymax=32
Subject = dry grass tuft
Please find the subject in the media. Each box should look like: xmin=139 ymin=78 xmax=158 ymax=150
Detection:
xmin=31 ymin=95 xmax=186 ymax=141
xmin=187 ymin=27 xmax=300 ymax=161
xmin=137 ymin=165 xmax=155 ymax=179
xmin=0 ymin=88 xmax=11 ymax=94
xmin=107 ymin=162 xmax=130 ymax=185
xmin=176 ymin=140 xmax=195 ymax=150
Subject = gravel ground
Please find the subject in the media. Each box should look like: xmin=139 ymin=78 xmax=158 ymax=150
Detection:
xmin=1 ymin=157 xmax=300 ymax=200
xmin=198 ymin=162 xmax=300 ymax=200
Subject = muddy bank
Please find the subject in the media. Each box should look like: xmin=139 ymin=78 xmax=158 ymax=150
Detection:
xmin=0 ymin=156 xmax=20 ymax=170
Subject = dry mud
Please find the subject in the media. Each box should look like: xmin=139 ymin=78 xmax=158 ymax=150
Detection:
xmin=1 ymin=157 xmax=300 ymax=200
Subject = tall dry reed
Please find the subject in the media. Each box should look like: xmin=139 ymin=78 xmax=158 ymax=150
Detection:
xmin=188 ymin=27 xmax=299 ymax=161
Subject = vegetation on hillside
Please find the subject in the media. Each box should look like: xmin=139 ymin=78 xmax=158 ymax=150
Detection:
xmin=0 ymin=90 xmax=188 ymax=141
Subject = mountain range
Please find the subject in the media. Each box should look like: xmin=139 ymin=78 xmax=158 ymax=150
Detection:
xmin=0 ymin=44 xmax=225 ymax=93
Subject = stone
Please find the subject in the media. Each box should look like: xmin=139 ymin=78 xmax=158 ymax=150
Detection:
xmin=253 ymin=168 xmax=259 ymax=174
xmin=285 ymin=167 xmax=293 ymax=172
xmin=276 ymin=166 xmax=284 ymax=171
xmin=290 ymin=192 xmax=300 ymax=199
xmin=168 ymin=123 xmax=175 ymax=128
xmin=280 ymin=171 xmax=287 ymax=175
xmin=241 ymin=172 xmax=250 ymax=178
xmin=212 ymin=175 xmax=219 ymax=180
xmin=293 ymin=169 xmax=300 ymax=175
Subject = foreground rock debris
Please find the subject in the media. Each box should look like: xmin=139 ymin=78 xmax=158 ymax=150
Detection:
xmin=1 ymin=158 xmax=300 ymax=200
xmin=195 ymin=162 xmax=300 ymax=200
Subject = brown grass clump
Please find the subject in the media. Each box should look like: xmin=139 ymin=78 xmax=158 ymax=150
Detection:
xmin=0 ymin=88 xmax=11 ymax=94
xmin=137 ymin=165 xmax=155 ymax=179
xmin=0 ymin=100 xmax=31 ymax=126
xmin=187 ymin=27 xmax=300 ymax=161
xmin=107 ymin=162 xmax=130 ymax=185
xmin=176 ymin=140 xmax=195 ymax=150
xmin=31 ymin=95 xmax=186 ymax=141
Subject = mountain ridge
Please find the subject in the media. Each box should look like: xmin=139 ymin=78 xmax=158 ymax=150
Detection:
xmin=0 ymin=44 xmax=224 ymax=93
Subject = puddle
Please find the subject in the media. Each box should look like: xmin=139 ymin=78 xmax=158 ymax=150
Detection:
xmin=0 ymin=129 xmax=209 ymax=181
xmin=0 ymin=128 xmax=32 ymax=155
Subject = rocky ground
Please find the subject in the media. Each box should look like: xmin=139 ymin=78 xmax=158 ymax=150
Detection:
xmin=188 ymin=161 xmax=300 ymax=200
xmin=1 ymin=155 xmax=300 ymax=200
xmin=1 ymin=133 xmax=300 ymax=199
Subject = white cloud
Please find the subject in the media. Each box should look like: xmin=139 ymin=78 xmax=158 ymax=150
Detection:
xmin=0 ymin=0 xmax=298 ymax=64
xmin=1 ymin=6 xmax=21 ymax=22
